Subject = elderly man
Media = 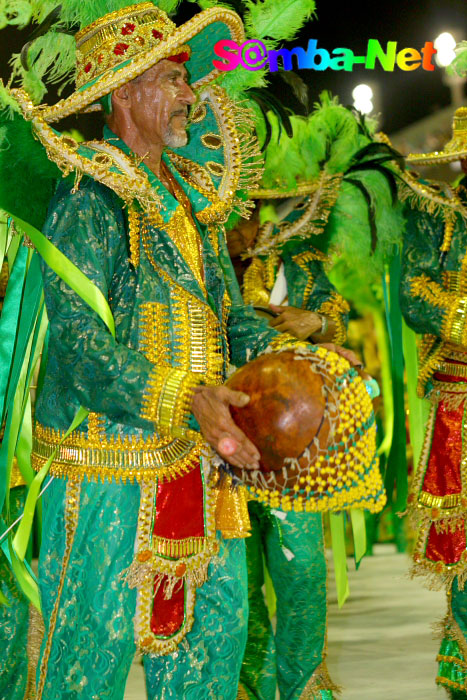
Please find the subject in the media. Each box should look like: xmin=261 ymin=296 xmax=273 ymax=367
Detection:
xmin=8 ymin=3 xmax=292 ymax=699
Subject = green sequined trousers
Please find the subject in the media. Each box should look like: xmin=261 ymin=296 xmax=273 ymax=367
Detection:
xmin=37 ymin=478 xmax=248 ymax=700
xmin=0 ymin=487 xmax=31 ymax=700
xmin=240 ymin=501 xmax=335 ymax=700
xmin=437 ymin=579 xmax=467 ymax=696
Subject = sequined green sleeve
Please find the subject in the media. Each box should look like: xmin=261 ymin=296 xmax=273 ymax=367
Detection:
xmin=216 ymin=227 xmax=281 ymax=366
xmin=282 ymin=239 xmax=350 ymax=344
xmin=40 ymin=180 xmax=198 ymax=434
xmin=400 ymin=204 xmax=467 ymax=346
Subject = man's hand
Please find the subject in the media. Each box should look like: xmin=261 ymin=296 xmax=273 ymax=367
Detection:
xmin=268 ymin=305 xmax=323 ymax=340
xmin=192 ymin=385 xmax=260 ymax=469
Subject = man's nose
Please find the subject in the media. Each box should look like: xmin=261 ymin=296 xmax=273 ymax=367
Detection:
xmin=180 ymin=81 xmax=196 ymax=105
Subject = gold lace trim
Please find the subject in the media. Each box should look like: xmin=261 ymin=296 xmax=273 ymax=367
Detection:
xmin=32 ymin=421 xmax=202 ymax=483
xmin=36 ymin=480 xmax=81 ymax=699
xmin=317 ymin=293 xmax=350 ymax=345
xmin=131 ymin=469 xmax=219 ymax=655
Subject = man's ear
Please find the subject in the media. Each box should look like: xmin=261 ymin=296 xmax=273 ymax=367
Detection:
xmin=112 ymin=84 xmax=131 ymax=109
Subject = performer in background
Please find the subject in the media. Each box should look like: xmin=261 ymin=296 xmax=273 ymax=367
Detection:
xmin=226 ymin=98 xmax=400 ymax=700
xmin=400 ymin=107 xmax=467 ymax=699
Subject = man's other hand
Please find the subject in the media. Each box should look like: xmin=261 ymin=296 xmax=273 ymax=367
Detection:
xmin=268 ymin=305 xmax=323 ymax=340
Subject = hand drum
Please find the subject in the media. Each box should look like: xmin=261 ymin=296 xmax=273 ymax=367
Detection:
xmin=226 ymin=345 xmax=385 ymax=514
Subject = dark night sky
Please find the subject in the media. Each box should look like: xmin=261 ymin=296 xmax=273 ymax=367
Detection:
xmin=0 ymin=0 xmax=465 ymax=135
xmin=289 ymin=0 xmax=466 ymax=132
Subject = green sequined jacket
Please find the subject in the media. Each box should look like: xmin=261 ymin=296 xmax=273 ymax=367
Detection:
xmin=399 ymin=178 xmax=467 ymax=396
xmin=32 ymin=128 xmax=279 ymax=484
xmin=243 ymin=205 xmax=350 ymax=344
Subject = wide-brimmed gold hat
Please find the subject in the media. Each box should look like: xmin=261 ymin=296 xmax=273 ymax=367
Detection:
xmin=36 ymin=2 xmax=244 ymax=123
xmin=407 ymin=107 xmax=467 ymax=166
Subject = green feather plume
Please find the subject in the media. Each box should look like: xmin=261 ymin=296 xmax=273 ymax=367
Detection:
xmin=0 ymin=0 xmax=32 ymax=28
xmin=0 ymin=111 xmax=62 ymax=228
xmin=243 ymin=0 xmax=315 ymax=42
xmin=0 ymin=81 xmax=21 ymax=117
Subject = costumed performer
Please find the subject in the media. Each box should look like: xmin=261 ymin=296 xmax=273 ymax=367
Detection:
xmin=399 ymin=105 xmax=467 ymax=699
xmin=0 ymin=1 xmax=318 ymax=697
xmin=226 ymin=99 xmax=400 ymax=700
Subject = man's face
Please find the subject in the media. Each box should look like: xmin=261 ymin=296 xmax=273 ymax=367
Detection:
xmin=124 ymin=59 xmax=196 ymax=148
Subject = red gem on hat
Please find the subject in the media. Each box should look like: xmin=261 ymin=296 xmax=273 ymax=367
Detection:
xmin=84 ymin=62 xmax=92 ymax=73
xmin=121 ymin=22 xmax=136 ymax=35
xmin=168 ymin=51 xmax=190 ymax=64
xmin=152 ymin=29 xmax=163 ymax=40
xmin=114 ymin=43 xmax=130 ymax=56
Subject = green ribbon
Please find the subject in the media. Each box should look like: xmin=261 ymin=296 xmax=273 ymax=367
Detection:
xmin=350 ymin=508 xmax=367 ymax=565
xmin=329 ymin=512 xmax=349 ymax=608
xmin=1 ymin=540 xmax=41 ymax=612
xmin=13 ymin=406 xmax=89 ymax=562
xmin=11 ymin=214 xmax=115 ymax=337
xmin=0 ymin=213 xmax=116 ymax=609
xmin=382 ymin=252 xmax=408 ymax=511
xmin=0 ymin=245 xmax=29 ymax=422
xmin=402 ymin=321 xmax=430 ymax=469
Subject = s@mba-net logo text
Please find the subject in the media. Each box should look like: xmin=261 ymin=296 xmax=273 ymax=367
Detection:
xmin=212 ymin=38 xmax=438 ymax=73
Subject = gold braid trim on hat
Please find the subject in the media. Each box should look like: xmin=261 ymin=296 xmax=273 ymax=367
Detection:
xmin=407 ymin=107 xmax=467 ymax=165
xmin=398 ymin=170 xmax=467 ymax=220
xmin=13 ymin=87 xmax=163 ymax=213
xmin=193 ymin=86 xmax=264 ymax=223
xmin=30 ymin=7 xmax=244 ymax=123
xmin=250 ymin=172 xmax=343 ymax=258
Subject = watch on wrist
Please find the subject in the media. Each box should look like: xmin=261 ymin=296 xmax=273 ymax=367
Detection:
xmin=319 ymin=314 xmax=329 ymax=337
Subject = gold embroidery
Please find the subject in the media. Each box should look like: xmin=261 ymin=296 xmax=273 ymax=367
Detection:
xmin=140 ymin=211 xmax=230 ymax=372
xmin=151 ymin=535 xmax=206 ymax=558
xmin=87 ymin=412 xmax=105 ymax=443
xmin=32 ymin=422 xmax=203 ymax=483
xmin=36 ymin=480 xmax=81 ymax=700
xmin=242 ymin=254 xmax=280 ymax=307
xmin=206 ymin=161 xmax=225 ymax=177
xmin=201 ymin=133 xmax=223 ymax=150
xmin=141 ymin=366 xmax=201 ymax=439
xmin=23 ymin=604 xmax=44 ymax=700
xmin=139 ymin=302 xmax=170 ymax=365
xmin=243 ymin=258 xmax=271 ymax=307
xmin=214 ymin=476 xmax=251 ymax=538
xmin=419 ymin=491 xmax=462 ymax=509
xmin=409 ymin=274 xmax=467 ymax=347
xmin=293 ymin=251 xmax=317 ymax=308
xmin=317 ymin=293 xmax=350 ymax=345
xmin=189 ymin=101 xmax=207 ymax=123
xmin=128 ymin=203 xmax=141 ymax=267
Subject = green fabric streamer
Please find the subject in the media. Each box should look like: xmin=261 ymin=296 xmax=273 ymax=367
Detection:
xmin=350 ymin=509 xmax=367 ymax=565
xmin=263 ymin=558 xmax=276 ymax=619
xmin=1 ymin=541 xmax=41 ymax=612
xmin=402 ymin=321 xmax=430 ymax=468
xmin=13 ymin=405 xmax=89 ymax=563
xmin=0 ymin=213 xmax=116 ymax=608
xmin=11 ymin=214 xmax=115 ymax=337
xmin=383 ymin=252 xmax=408 ymax=511
xmin=329 ymin=512 xmax=349 ymax=608
xmin=0 ymin=246 xmax=29 ymax=421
